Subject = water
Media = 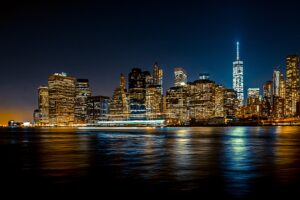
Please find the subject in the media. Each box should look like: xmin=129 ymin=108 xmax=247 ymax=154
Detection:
xmin=1 ymin=126 xmax=300 ymax=198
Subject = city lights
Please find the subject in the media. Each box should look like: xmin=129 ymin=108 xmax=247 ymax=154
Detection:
xmin=30 ymin=45 xmax=300 ymax=127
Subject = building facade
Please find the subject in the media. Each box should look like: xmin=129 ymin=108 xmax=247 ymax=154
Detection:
xmin=75 ymin=79 xmax=92 ymax=124
xmin=285 ymin=55 xmax=300 ymax=117
xmin=35 ymin=86 xmax=49 ymax=125
xmin=224 ymin=88 xmax=238 ymax=117
xmin=166 ymin=86 xmax=189 ymax=125
xmin=262 ymin=81 xmax=273 ymax=118
xmin=128 ymin=68 xmax=149 ymax=119
xmin=109 ymin=74 xmax=129 ymax=120
xmin=145 ymin=85 xmax=163 ymax=119
xmin=152 ymin=62 xmax=163 ymax=94
xmin=233 ymin=42 xmax=244 ymax=106
xmin=189 ymin=79 xmax=216 ymax=120
xmin=215 ymin=85 xmax=225 ymax=117
xmin=244 ymin=88 xmax=262 ymax=118
xmin=87 ymin=96 xmax=110 ymax=123
xmin=48 ymin=72 xmax=76 ymax=126
xmin=272 ymin=70 xmax=285 ymax=118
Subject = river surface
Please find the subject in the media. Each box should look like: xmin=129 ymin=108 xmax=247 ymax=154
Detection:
xmin=1 ymin=126 xmax=300 ymax=198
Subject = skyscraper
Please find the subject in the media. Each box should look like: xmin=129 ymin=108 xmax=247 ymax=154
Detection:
xmin=120 ymin=73 xmax=126 ymax=90
xmin=152 ymin=62 xmax=163 ymax=95
xmin=272 ymin=69 xmax=285 ymax=118
xmin=128 ymin=68 xmax=149 ymax=119
xmin=48 ymin=72 xmax=76 ymax=126
xmin=247 ymin=88 xmax=260 ymax=105
xmin=166 ymin=86 xmax=189 ymax=125
xmin=262 ymin=81 xmax=273 ymax=118
xmin=109 ymin=73 xmax=129 ymax=120
xmin=37 ymin=86 xmax=49 ymax=125
xmin=233 ymin=41 xmax=244 ymax=106
xmin=75 ymin=79 xmax=92 ymax=124
xmin=285 ymin=55 xmax=300 ymax=117
xmin=174 ymin=68 xmax=187 ymax=87
xmin=145 ymin=63 xmax=164 ymax=116
xmin=224 ymin=88 xmax=238 ymax=117
xmin=246 ymin=88 xmax=261 ymax=118
xmin=189 ymin=79 xmax=216 ymax=120
xmin=146 ymin=85 xmax=162 ymax=118
xmin=87 ymin=96 xmax=110 ymax=123
xmin=215 ymin=85 xmax=225 ymax=118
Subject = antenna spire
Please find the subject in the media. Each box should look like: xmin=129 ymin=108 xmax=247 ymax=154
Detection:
xmin=236 ymin=41 xmax=240 ymax=60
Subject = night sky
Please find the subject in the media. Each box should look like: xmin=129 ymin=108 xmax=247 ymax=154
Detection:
xmin=1 ymin=0 xmax=300 ymax=123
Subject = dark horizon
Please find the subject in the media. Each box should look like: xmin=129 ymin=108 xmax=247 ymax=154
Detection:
xmin=1 ymin=0 xmax=300 ymax=123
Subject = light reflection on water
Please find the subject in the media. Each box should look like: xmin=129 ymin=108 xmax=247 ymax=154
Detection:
xmin=222 ymin=127 xmax=255 ymax=197
xmin=1 ymin=126 xmax=300 ymax=197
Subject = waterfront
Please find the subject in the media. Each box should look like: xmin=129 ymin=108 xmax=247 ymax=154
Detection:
xmin=1 ymin=126 xmax=300 ymax=198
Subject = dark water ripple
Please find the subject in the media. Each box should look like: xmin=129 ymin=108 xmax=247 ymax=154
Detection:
xmin=1 ymin=126 xmax=300 ymax=198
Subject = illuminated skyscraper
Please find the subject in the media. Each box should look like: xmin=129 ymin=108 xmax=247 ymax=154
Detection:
xmin=166 ymin=86 xmax=189 ymax=125
xmin=224 ymin=88 xmax=238 ymax=117
xmin=87 ymin=96 xmax=110 ymax=123
xmin=120 ymin=73 xmax=126 ymax=90
xmin=128 ymin=68 xmax=149 ymax=119
xmin=146 ymin=85 xmax=162 ymax=119
xmin=109 ymin=73 xmax=129 ymax=120
xmin=146 ymin=63 xmax=164 ymax=116
xmin=48 ymin=72 xmax=76 ymax=126
xmin=246 ymin=88 xmax=261 ymax=118
xmin=247 ymin=88 xmax=260 ymax=104
xmin=262 ymin=81 xmax=273 ymax=118
xmin=75 ymin=79 xmax=92 ymax=124
xmin=215 ymin=85 xmax=239 ymax=118
xmin=34 ymin=86 xmax=49 ymax=125
xmin=273 ymin=70 xmax=280 ymax=97
xmin=285 ymin=55 xmax=300 ymax=117
xmin=215 ymin=85 xmax=225 ymax=117
xmin=174 ymin=68 xmax=187 ymax=87
xmin=189 ymin=79 xmax=216 ymax=120
xmin=272 ymin=69 xmax=285 ymax=118
xmin=233 ymin=41 xmax=244 ymax=106
xmin=152 ymin=62 xmax=163 ymax=94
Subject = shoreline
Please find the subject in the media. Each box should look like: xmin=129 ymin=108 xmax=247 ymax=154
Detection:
xmin=1 ymin=124 xmax=300 ymax=129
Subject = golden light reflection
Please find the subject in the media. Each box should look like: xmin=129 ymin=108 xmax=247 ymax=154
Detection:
xmin=38 ymin=133 xmax=90 ymax=177
xmin=273 ymin=126 xmax=300 ymax=183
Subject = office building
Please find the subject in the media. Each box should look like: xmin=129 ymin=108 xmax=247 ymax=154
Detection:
xmin=48 ymin=72 xmax=76 ymax=126
xmin=152 ymin=62 xmax=163 ymax=93
xmin=272 ymin=70 xmax=285 ymax=118
xmin=233 ymin=42 xmax=244 ymax=106
xmin=109 ymin=74 xmax=129 ymax=120
xmin=224 ymin=88 xmax=238 ymax=117
xmin=87 ymin=96 xmax=110 ymax=123
xmin=128 ymin=68 xmax=149 ymax=119
xmin=285 ymin=55 xmax=300 ymax=117
xmin=166 ymin=86 xmax=189 ymax=125
xmin=34 ymin=86 xmax=49 ymax=125
xmin=189 ymin=79 xmax=216 ymax=120
xmin=75 ymin=79 xmax=91 ymax=124
xmin=262 ymin=81 xmax=272 ymax=118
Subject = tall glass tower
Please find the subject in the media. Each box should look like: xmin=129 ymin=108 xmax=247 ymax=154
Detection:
xmin=233 ymin=41 xmax=244 ymax=106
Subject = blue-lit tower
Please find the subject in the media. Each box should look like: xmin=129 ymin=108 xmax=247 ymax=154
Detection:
xmin=233 ymin=41 xmax=244 ymax=106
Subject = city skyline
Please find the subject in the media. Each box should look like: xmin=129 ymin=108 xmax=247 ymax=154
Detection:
xmin=1 ymin=41 xmax=300 ymax=124
xmin=28 ymin=50 xmax=300 ymax=127
xmin=2 ymin=0 xmax=300 ymax=123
